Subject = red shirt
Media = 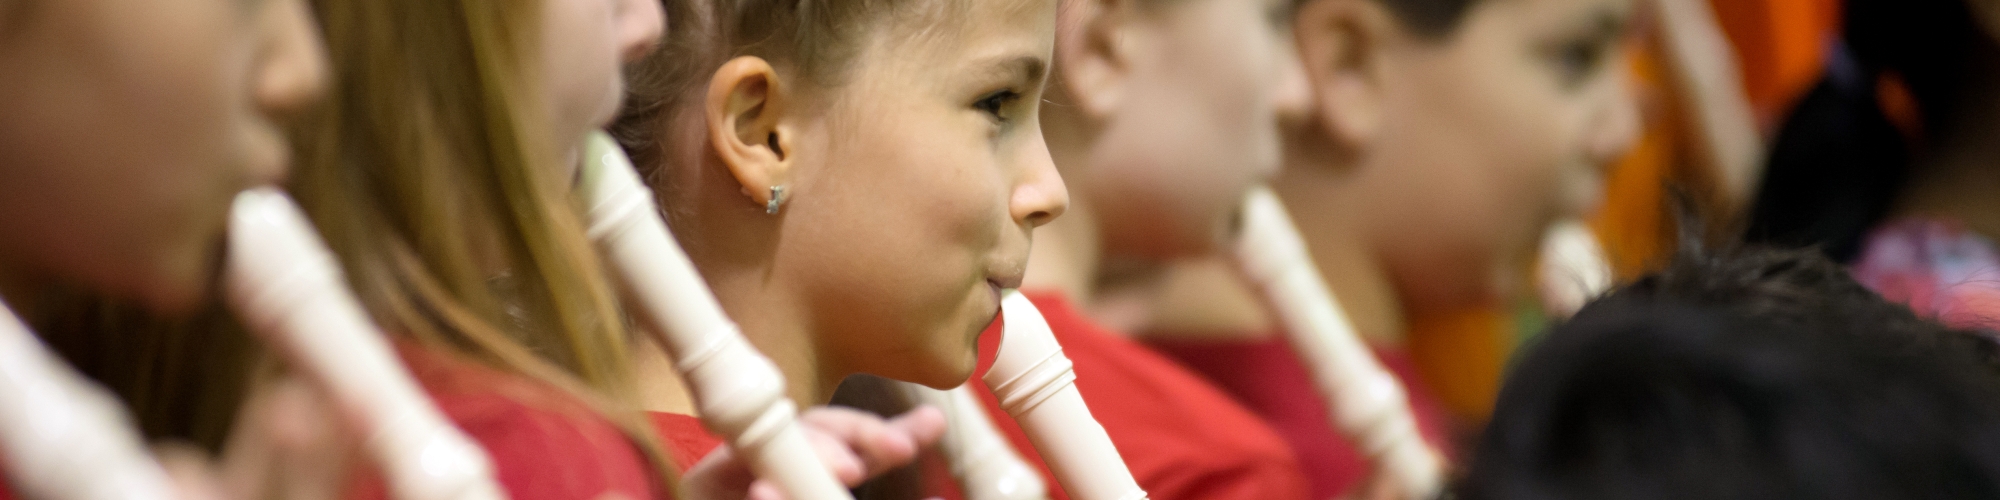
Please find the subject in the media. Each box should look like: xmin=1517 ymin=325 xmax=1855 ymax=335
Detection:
xmin=0 ymin=345 xmax=677 ymax=500
xmin=649 ymin=412 xmax=724 ymax=472
xmin=1148 ymin=336 xmax=1456 ymax=499
xmin=961 ymin=291 xmax=1310 ymax=500
xmin=349 ymin=343 xmax=662 ymax=500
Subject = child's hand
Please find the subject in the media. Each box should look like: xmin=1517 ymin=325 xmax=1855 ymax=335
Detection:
xmin=682 ymin=404 xmax=948 ymax=500
xmin=146 ymin=376 xmax=356 ymax=500
xmin=215 ymin=376 xmax=357 ymax=500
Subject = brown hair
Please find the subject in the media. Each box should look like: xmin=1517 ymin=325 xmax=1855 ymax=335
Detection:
xmin=611 ymin=0 xmax=956 ymax=183
xmin=291 ymin=0 xmax=675 ymax=485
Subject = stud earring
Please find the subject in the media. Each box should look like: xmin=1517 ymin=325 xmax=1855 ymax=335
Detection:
xmin=766 ymin=185 xmax=787 ymax=215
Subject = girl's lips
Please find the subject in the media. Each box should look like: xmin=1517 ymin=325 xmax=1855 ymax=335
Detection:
xmin=988 ymin=275 xmax=1023 ymax=291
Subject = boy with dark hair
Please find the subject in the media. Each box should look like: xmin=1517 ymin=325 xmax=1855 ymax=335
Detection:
xmin=1462 ymin=244 xmax=2000 ymax=499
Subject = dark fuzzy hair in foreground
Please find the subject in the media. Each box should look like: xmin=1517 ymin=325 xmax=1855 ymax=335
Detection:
xmin=1459 ymin=243 xmax=2000 ymax=500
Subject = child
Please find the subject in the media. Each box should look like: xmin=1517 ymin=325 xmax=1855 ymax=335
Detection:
xmin=0 ymin=0 xmax=329 ymax=495
xmin=282 ymin=0 xmax=677 ymax=495
xmin=291 ymin=0 xmax=939 ymax=497
xmin=1142 ymin=0 xmax=1642 ymax=493
xmin=957 ymin=0 xmax=1326 ymax=497
xmin=611 ymin=0 xmax=1065 ymax=487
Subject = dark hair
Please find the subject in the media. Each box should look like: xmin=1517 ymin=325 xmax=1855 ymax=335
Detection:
xmin=1745 ymin=0 xmax=1990 ymax=260
xmin=1459 ymin=244 xmax=2000 ymax=499
xmin=1373 ymin=0 xmax=1479 ymax=38
xmin=30 ymin=291 xmax=261 ymax=452
xmin=1290 ymin=0 xmax=1480 ymax=37
xmin=1843 ymin=0 xmax=1985 ymax=133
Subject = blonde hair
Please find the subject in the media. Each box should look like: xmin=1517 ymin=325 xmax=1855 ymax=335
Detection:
xmin=292 ymin=0 xmax=674 ymax=485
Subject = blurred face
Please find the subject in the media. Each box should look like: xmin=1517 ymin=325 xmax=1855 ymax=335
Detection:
xmin=539 ymin=0 xmax=663 ymax=156
xmin=787 ymin=0 xmax=1066 ymax=387
xmin=1358 ymin=0 xmax=1637 ymax=312
xmin=0 ymin=0 xmax=325 ymax=313
xmin=1080 ymin=0 xmax=1310 ymax=259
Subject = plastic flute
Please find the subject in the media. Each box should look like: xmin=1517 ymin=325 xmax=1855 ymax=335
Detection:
xmin=984 ymin=291 xmax=1148 ymax=500
xmin=1230 ymin=186 xmax=1442 ymax=498
xmin=1534 ymin=219 xmax=1612 ymax=318
xmin=0 ymin=302 xmax=177 ymax=500
xmin=900 ymin=383 xmax=1048 ymax=500
xmin=579 ymin=133 xmax=851 ymax=500
xmin=225 ymin=188 xmax=506 ymax=500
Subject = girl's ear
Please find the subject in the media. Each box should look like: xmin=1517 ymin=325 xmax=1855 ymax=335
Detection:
xmin=1054 ymin=0 xmax=1139 ymax=117
xmin=1294 ymin=0 xmax=1396 ymax=147
xmin=705 ymin=56 xmax=798 ymax=210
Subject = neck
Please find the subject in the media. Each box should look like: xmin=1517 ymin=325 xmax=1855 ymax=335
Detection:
xmin=643 ymin=138 xmax=835 ymax=409
xmin=1127 ymin=173 xmax=1408 ymax=343
xmin=1277 ymin=166 xmax=1409 ymax=345
xmin=678 ymin=175 xmax=837 ymax=406
xmin=706 ymin=265 xmax=831 ymax=406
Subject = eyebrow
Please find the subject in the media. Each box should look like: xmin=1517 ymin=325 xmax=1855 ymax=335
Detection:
xmin=969 ymin=54 xmax=1049 ymax=86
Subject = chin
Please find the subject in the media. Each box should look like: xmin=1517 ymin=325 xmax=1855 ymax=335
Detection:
xmin=133 ymin=269 xmax=210 ymax=316
xmin=137 ymin=238 xmax=224 ymax=316
xmin=922 ymin=306 xmax=990 ymax=389
xmin=899 ymin=350 xmax=978 ymax=390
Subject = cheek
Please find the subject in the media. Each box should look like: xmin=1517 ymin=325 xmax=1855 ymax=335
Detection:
xmin=1088 ymin=47 xmax=1274 ymax=254
xmin=0 ymin=1 xmax=248 ymax=307
xmin=540 ymin=0 xmax=624 ymax=135
xmin=1189 ymin=28 xmax=1284 ymax=174
xmin=1443 ymin=69 xmax=1569 ymax=245
xmin=1368 ymin=59 xmax=1574 ymax=306
xmin=792 ymin=117 xmax=1005 ymax=381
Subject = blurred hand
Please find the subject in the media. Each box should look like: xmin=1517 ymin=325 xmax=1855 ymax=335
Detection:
xmin=682 ymin=405 xmax=947 ymax=500
xmin=142 ymin=376 xmax=355 ymax=500
xmin=1339 ymin=472 xmax=1404 ymax=500
xmin=216 ymin=376 xmax=359 ymax=500
xmin=155 ymin=444 xmax=228 ymax=500
xmin=1339 ymin=451 xmax=1451 ymax=500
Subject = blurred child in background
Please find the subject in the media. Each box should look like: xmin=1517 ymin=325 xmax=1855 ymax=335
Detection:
xmin=1137 ymin=0 xmax=1645 ymax=495
xmin=964 ymin=0 xmax=1323 ymax=496
xmin=281 ymin=0 xmax=683 ymax=495
xmin=0 ymin=0 xmax=330 ymax=496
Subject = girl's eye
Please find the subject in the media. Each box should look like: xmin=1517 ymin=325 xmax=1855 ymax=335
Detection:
xmin=975 ymin=90 xmax=1021 ymax=122
xmin=1264 ymin=0 xmax=1292 ymax=30
xmin=1554 ymin=40 xmax=1608 ymax=88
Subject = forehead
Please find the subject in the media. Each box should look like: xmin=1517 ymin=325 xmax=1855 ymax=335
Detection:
xmin=874 ymin=0 xmax=1057 ymax=61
